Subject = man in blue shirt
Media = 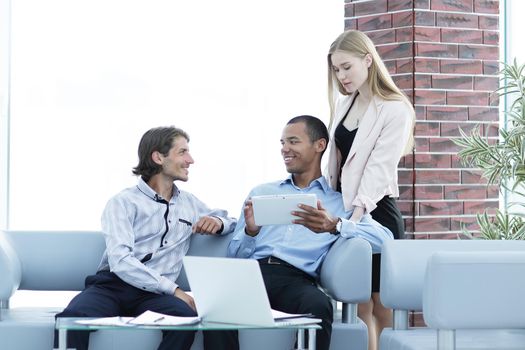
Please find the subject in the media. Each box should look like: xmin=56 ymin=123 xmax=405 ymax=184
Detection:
xmin=228 ymin=115 xmax=393 ymax=350
xmin=55 ymin=126 xmax=239 ymax=350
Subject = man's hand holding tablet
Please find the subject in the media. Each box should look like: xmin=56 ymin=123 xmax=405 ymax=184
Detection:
xmin=251 ymin=194 xmax=317 ymax=226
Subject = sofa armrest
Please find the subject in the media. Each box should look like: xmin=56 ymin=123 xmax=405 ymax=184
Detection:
xmin=320 ymin=237 xmax=371 ymax=304
xmin=423 ymin=251 xmax=525 ymax=330
xmin=0 ymin=231 xmax=21 ymax=307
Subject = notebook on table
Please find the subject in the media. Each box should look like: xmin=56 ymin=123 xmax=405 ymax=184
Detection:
xmin=182 ymin=256 xmax=320 ymax=327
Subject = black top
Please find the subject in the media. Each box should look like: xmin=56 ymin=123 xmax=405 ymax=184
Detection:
xmin=334 ymin=93 xmax=358 ymax=165
xmin=335 ymin=123 xmax=358 ymax=168
xmin=335 ymin=95 xmax=358 ymax=192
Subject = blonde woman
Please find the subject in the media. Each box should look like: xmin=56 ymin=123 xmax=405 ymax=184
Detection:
xmin=325 ymin=30 xmax=414 ymax=350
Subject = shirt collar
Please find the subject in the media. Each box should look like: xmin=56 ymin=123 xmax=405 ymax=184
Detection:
xmin=280 ymin=175 xmax=331 ymax=193
xmin=137 ymin=177 xmax=180 ymax=202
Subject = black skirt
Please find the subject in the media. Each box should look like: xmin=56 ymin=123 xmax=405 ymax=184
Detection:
xmin=369 ymin=195 xmax=404 ymax=293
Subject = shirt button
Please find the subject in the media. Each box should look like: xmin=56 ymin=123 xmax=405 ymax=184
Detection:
xmin=164 ymin=241 xmax=168 ymax=244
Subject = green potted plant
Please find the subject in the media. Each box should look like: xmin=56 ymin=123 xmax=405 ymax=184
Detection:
xmin=454 ymin=59 xmax=525 ymax=239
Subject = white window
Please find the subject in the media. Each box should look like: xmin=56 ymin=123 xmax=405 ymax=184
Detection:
xmin=3 ymin=0 xmax=342 ymax=231
xmin=501 ymin=0 xmax=525 ymax=212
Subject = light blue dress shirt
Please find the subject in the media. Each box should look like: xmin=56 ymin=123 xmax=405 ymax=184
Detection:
xmin=227 ymin=176 xmax=393 ymax=278
xmin=98 ymin=178 xmax=237 ymax=295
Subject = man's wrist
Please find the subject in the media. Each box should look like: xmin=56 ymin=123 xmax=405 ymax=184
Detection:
xmin=331 ymin=217 xmax=342 ymax=235
xmin=212 ymin=216 xmax=224 ymax=234
xmin=244 ymin=226 xmax=260 ymax=237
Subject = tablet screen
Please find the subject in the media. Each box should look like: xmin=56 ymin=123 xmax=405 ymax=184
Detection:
xmin=251 ymin=194 xmax=317 ymax=226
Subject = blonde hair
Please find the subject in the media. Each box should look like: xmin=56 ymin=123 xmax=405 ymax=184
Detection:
xmin=327 ymin=30 xmax=414 ymax=154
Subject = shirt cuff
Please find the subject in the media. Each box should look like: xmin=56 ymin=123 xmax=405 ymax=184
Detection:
xmin=242 ymin=228 xmax=258 ymax=244
xmin=339 ymin=218 xmax=357 ymax=239
xmin=352 ymin=195 xmax=377 ymax=214
xmin=159 ymin=276 xmax=178 ymax=295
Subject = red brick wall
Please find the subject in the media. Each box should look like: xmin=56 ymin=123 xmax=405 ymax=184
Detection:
xmin=344 ymin=0 xmax=500 ymax=239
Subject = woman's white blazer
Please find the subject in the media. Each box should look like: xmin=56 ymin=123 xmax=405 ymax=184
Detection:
xmin=325 ymin=93 xmax=413 ymax=213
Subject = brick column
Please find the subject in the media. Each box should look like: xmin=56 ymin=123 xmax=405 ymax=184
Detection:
xmin=344 ymin=0 xmax=500 ymax=238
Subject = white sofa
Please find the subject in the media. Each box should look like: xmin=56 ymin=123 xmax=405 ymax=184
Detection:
xmin=379 ymin=239 xmax=525 ymax=350
xmin=0 ymin=230 xmax=372 ymax=350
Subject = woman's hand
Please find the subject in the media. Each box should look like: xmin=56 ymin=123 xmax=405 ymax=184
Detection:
xmin=350 ymin=206 xmax=365 ymax=223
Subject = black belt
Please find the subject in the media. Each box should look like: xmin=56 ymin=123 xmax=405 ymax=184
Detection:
xmin=257 ymin=256 xmax=316 ymax=283
xmin=257 ymin=256 xmax=293 ymax=266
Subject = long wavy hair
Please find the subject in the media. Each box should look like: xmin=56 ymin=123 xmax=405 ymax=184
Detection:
xmin=327 ymin=30 xmax=414 ymax=154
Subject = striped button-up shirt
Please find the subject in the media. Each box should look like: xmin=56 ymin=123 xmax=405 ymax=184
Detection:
xmin=98 ymin=178 xmax=236 ymax=295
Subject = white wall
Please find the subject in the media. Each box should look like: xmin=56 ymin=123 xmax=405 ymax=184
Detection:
xmin=7 ymin=0 xmax=342 ymax=230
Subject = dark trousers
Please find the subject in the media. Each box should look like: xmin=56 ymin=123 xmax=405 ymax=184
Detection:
xmin=258 ymin=258 xmax=333 ymax=350
xmin=53 ymin=271 xmax=238 ymax=350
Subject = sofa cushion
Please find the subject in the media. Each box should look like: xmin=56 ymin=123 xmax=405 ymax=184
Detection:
xmin=380 ymin=328 xmax=525 ymax=350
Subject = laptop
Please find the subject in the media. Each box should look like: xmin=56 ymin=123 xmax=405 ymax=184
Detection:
xmin=182 ymin=256 xmax=320 ymax=327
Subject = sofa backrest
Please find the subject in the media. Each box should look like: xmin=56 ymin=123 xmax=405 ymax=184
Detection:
xmin=380 ymin=239 xmax=525 ymax=312
xmin=0 ymin=230 xmax=233 ymax=294
xmin=177 ymin=233 xmax=234 ymax=291
xmin=4 ymin=231 xmax=106 ymax=291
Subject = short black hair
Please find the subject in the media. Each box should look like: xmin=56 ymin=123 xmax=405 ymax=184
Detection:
xmin=287 ymin=115 xmax=329 ymax=152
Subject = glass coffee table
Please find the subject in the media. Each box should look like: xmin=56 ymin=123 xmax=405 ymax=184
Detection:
xmin=55 ymin=317 xmax=321 ymax=350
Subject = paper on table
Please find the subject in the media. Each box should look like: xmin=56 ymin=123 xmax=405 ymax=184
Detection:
xmin=271 ymin=309 xmax=314 ymax=320
xmin=74 ymin=310 xmax=200 ymax=327
xmin=128 ymin=310 xmax=201 ymax=326
xmin=271 ymin=309 xmax=321 ymax=326
xmin=75 ymin=316 xmax=135 ymax=326
xmin=274 ymin=317 xmax=322 ymax=326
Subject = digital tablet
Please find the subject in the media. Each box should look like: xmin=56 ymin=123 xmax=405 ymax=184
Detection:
xmin=251 ymin=194 xmax=318 ymax=226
